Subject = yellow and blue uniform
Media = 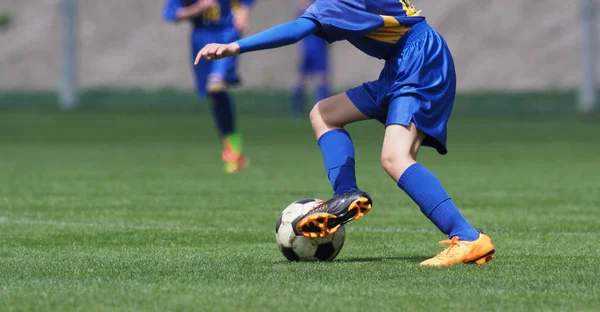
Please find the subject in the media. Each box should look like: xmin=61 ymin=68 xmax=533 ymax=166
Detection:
xmin=302 ymin=0 xmax=454 ymax=154
xmin=238 ymin=0 xmax=455 ymax=154
xmin=163 ymin=0 xmax=254 ymax=95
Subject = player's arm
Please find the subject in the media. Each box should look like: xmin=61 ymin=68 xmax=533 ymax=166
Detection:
xmin=195 ymin=17 xmax=319 ymax=63
xmin=233 ymin=0 xmax=254 ymax=34
xmin=162 ymin=0 xmax=217 ymax=23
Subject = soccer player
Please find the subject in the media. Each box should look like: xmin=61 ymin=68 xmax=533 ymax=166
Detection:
xmin=194 ymin=0 xmax=495 ymax=266
xmin=162 ymin=0 xmax=253 ymax=173
xmin=291 ymin=0 xmax=330 ymax=118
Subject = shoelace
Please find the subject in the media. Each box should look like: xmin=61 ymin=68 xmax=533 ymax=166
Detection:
xmin=434 ymin=236 xmax=461 ymax=259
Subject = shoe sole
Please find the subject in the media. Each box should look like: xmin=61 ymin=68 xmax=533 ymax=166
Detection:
xmin=295 ymin=196 xmax=372 ymax=239
xmin=466 ymin=249 xmax=495 ymax=265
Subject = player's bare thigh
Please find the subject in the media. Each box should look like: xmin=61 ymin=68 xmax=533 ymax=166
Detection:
xmin=309 ymin=92 xmax=369 ymax=138
xmin=381 ymin=123 xmax=426 ymax=181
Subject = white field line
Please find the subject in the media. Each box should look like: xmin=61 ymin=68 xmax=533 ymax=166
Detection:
xmin=0 ymin=216 xmax=598 ymax=237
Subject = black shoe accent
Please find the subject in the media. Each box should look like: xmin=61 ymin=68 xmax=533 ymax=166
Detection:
xmin=291 ymin=190 xmax=372 ymax=238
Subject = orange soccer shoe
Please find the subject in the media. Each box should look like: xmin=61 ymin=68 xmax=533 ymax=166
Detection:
xmin=420 ymin=232 xmax=495 ymax=267
xmin=221 ymin=133 xmax=248 ymax=174
xmin=222 ymin=148 xmax=248 ymax=174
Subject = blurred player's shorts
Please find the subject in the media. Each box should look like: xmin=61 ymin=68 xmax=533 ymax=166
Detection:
xmin=299 ymin=35 xmax=328 ymax=74
xmin=191 ymin=26 xmax=241 ymax=95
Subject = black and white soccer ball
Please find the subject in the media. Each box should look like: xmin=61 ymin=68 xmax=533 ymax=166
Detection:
xmin=275 ymin=198 xmax=346 ymax=262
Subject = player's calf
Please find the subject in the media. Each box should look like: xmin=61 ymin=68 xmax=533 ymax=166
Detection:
xmin=381 ymin=123 xmax=425 ymax=181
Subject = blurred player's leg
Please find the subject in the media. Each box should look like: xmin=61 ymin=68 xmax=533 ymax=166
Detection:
xmin=315 ymin=72 xmax=329 ymax=104
xmin=292 ymin=35 xmax=329 ymax=118
xmin=207 ymin=89 xmax=246 ymax=173
xmin=210 ymin=27 xmax=247 ymax=173
xmin=314 ymin=41 xmax=329 ymax=104
xmin=291 ymin=77 xmax=307 ymax=118
xmin=292 ymin=93 xmax=372 ymax=238
xmin=193 ymin=28 xmax=247 ymax=173
xmin=208 ymin=72 xmax=247 ymax=173
xmin=292 ymin=38 xmax=311 ymax=118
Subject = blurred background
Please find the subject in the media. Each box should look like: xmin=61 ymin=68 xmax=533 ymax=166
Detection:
xmin=0 ymin=0 xmax=598 ymax=103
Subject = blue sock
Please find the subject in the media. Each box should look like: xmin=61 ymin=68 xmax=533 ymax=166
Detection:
xmin=292 ymin=85 xmax=304 ymax=118
xmin=397 ymin=163 xmax=480 ymax=241
xmin=209 ymin=91 xmax=235 ymax=137
xmin=315 ymin=84 xmax=329 ymax=103
xmin=318 ymin=129 xmax=358 ymax=195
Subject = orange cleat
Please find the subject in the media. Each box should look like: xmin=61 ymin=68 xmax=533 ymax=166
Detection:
xmin=292 ymin=190 xmax=372 ymax=239
xmin=420 ymin=232 xmax=495 ymax=267
xmin=223 ymin=153 xmax=249 ymax=173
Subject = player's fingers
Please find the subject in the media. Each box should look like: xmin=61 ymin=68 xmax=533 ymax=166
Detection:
xmin=209 ymin=45 xmax=223 ymax=59
xmin=194 ymin=49 xmax=204 ymax=65
xmin=209 ymin=44 xmax=221 ymax=56
xmin=215 ymin=46 xmax=226 ymax=58
xmin=202 ymin=44 xmax=216 ymax=61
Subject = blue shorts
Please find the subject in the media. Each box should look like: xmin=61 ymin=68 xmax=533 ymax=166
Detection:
xmin=299 ymin=35 xmax=328 ymax=75
xmin=191 ymin=26 xmax=241 ymax=96
xmin=346 ymin=21 xmax=456 ymax=154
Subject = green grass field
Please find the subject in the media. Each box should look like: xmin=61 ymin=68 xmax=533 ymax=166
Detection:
xmin=1 ymin=91 xmax=599 ymax=311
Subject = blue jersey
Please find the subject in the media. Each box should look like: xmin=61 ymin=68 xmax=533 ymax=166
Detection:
xmin=301 ymin=0 xmax=424 ymax=59
xmin=162 ymin=0 xmax=253 ymax=28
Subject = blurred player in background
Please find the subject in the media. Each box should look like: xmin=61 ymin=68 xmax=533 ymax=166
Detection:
xmin=194 ymin=0 xmax=496 ymax=267
xmin=291 ymin=0 xmax=329 ymax=118
xmin=162 ymin=0 xmax=253 ymax=173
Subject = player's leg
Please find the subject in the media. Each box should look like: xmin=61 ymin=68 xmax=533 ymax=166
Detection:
xmin=191 ymin=29 xmax=244 ymax=173
xmin=314 ymin=72 xmax=329 ymax=104
xmin=313 ymin=43 xmax=330 ymax=105
xmin=291 ymin=75 xmax=308 ymax=118
xmin=292 ymin=91 xmax=375 ymax=238
xmin=382 ymin=119 xmax=481 ymax=240
xmin=209 ymin=27 xmax=247 ymax=173
xmin=310 ymin=92 xmax=368 ymax=192
xmin=292 ymin=40 xmax=312 ymax=118
xmin=382 ymin=120 xmax=494 ymax=266
xmin=382 ymin=21 xmax=494 ymax=266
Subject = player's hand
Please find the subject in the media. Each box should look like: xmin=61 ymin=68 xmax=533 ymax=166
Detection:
xmin=196 ymin=0 xmax=218 ymax=10
xmin=194 ymin=42 xmax=241 ymax=63
xmin=233 ymin=7 xmax=250 ymax=35
xmin=177 ymin=0 xmax=218 ymax=20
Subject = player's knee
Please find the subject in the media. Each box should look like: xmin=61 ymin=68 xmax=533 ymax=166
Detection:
xmin=309 ymin=102 xmax=326 ymax=129
xmin=207 ymin=74 xmax=226 ymax=94
xmin=380 ymin=151 xmax=414 ymax=179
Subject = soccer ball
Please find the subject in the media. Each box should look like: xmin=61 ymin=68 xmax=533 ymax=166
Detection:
xmin=275 ymin=198 xmax=346 ymax=262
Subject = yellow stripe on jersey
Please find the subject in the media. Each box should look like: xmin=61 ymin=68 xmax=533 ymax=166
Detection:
xmin=399 ymin=0 xmax=420 ymax=17
xmin=364 ymin=15 xmax=411 ymax=44
xmin=232 ymin=0 xmax=241 ymax=11
xmin=203 ymin=5 xmax=221 ymax=22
